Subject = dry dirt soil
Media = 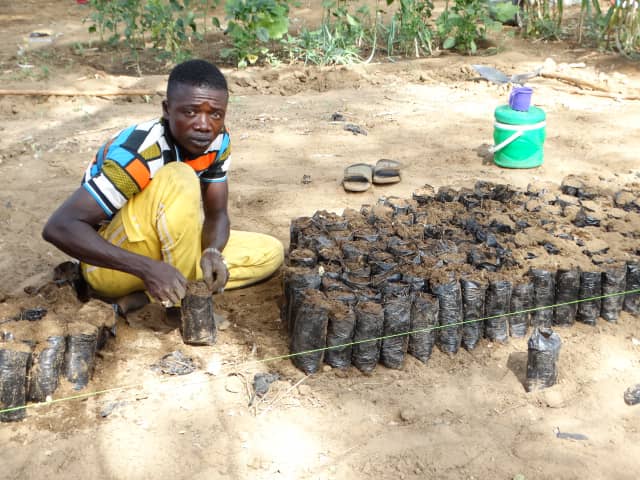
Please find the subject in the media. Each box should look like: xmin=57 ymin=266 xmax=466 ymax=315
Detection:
xmin=1 ymin=2 xmax=640 ymax=479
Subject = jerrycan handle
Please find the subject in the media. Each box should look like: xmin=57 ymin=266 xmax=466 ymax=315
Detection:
xmin=489 ymin=130 xmax=524 ymax=153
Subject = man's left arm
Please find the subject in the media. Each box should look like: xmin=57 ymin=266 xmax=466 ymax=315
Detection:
xmin=200 ymin=181 xmax=231 ymax=292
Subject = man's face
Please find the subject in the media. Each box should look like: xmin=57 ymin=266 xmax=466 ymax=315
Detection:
xmin=162 ymin=83 xmax=228 ymax=157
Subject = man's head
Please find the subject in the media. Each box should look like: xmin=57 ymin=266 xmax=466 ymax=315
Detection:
xmin=163 ymin=59 xmax=229 ymax=157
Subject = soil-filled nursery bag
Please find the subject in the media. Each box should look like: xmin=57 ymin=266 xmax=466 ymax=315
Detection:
xmin=317 ymin=246 xmax=342 ymax=264
xmin=324 ymin=302 xmax=356 ymax=369
xmin=28 ymin=320 xmax=66 ymax=402
xmin=573 ymin=208 xmax=600 ymax=227
xmin=623 ymin=262 xmax=640 ymax=315
xmin=341 ymin=263 xmax=371 ymax=289
xmin=371 ymin=270 xmax=403 ymax=287
xmin=352 ymin=227 xmax=380 ymax=242
xmin=329 ymin=230 xmax=353 ymax=243
xmin=578 ymin=270 xmax=602 ymax=325
xmin=468 ymin=247 xmax=499 ymax=272
xmin=341 ymin=241 xmax=371 ymax=262
xmin=354 ymin=287 xmax=382 ymax=304
xmin=460 ymin=191 xmax=481 ymax=209
xmin=79 ymin=300 xmax=117 ymax=350
xmin=485 ymin=279 xmax=512 ymax=343
xmin=436 ymin=186 xmax=458 ymax=203
xmin=376 ymin=224 xmax=395 ymax=239
xmin=380 ymin=281 xmax=411 ymax=298
xmin=387 ymin=238 xmax=418 ymax=260
xmin=408 ymin=293 xmax=439 ymax=363
xmin=64 ymin=322 xmax=99 ymax=391
xmin=0 ymin=343 xmax=31 ymax=422
xmin=380 ymin=294 xmax=412 ymax=369
xmin=283 ymin=267 xmax=322 ymax=336
xmin=530 ymin=268 xmax=555 ymax=328
xmin=0 ymin=321 xmax=35 ymax=346
xmin=509 ymin=281 xmax=533 ymax=337
xmin=369 ymin=251 xmax=398 ymax=274
xmin=325 ymin=289 xmax=358 ymax=306
xmin=180 ymin=281 xmax=216 ymax=346
xmin=352 ymin=301 xmax=384 ymax=373
xmin=601 ymin=262 xmax=626 ymax=322
xmin=412 ymin=185 xmax=435 ymax=205
xmin=394 ymin=214 xmax=415 ymax=228
xmin=288 ymin=248 xmax=317 ymax=268
xmin=289 ymin=217 xmax=313 ymax=250
xmin=321 ymin=277 xmax=349 ymax=292
xmin=320 ymin=263 xmax=342 ymax=280
xmin=525 ymin=327 xmax=562 ymax=392
xmin=16 ymin=307 xmax=47 ymax=321
xmin=432 ymin=278 xmax=463 ymax=354
xmin=385 ymin=196 xmax=413 ymax=215
xmin=401 ymin=265 xmax=427 ymax=293
xmin=308 ymin=234 xmax=336 ymax=253
xmin=460 ymin=278 xmax=486 ymax=350
xmin=368 ymin=204 xmax=394 ymax=225
xmin=553 ymin=269 xmax=580 ymax=326
xmin=312 ymin=210 xmax=348 ymax=231
xmin=290 ymin=289 xmax=330 ymax=374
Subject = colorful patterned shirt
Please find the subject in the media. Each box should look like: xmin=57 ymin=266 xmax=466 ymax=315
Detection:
xmin=82 ymin=118 xmax=231 ymax=218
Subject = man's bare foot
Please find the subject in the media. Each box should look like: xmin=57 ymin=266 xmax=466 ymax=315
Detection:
xmin=114 ymin=291 xmax=150 ymax=317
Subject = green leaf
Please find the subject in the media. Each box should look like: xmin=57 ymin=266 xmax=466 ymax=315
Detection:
xmin=443 ymin=37 xmax=456 ymax=49
xmin=592 ymin=0 xmax=602 ymax=15
xmin=256 ymin=26 xmax=270 ymax=42
xmin=469 ymin=39 xmax=477 ymax=54
xmin=493 ymin=3 xmax=519 ymax=23
xmin=345 ymin=13 xmax=360 ymax=27
xmin=263 ymin=15 xmax=289 ymax=39
xmin=489 ymin=19 xmax=503 ymax=32
xmin=557 ymin=0 xmax=564 ymax=23
xmin=211 ymin=17 xmax=221 ymax=28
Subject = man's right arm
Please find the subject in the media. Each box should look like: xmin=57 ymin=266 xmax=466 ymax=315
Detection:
xmin=42 ymin=187 xmax=186 ymax=304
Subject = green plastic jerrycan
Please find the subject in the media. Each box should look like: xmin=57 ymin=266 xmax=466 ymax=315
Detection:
xmin=492 ymin=105 xmax=546 ymax=169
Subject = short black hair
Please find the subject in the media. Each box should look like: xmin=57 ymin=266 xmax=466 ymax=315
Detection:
xmin=167 ymin=59 xmax=228 ymax=99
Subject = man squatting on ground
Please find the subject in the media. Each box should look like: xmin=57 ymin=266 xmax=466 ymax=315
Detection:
xmin=43 ymin=59 xmax=284 ymax=314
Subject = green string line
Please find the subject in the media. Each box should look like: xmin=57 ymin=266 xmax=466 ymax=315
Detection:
xmin=2 ymin=287 xmax=639 ymax=416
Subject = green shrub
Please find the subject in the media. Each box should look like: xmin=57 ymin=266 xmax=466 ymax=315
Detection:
xmin=223 ymin=0 xmax=291 ymax=67
xmin=142 ymin=0 xmax=201 ymax=62
xmin=386 ymin=0 xmax=435 ymax=57
xmin=603 ymin=2 xmax=640 ymax=56
xmin=88 ymin=0 xmax=143 ymax=46
xmin=87 ymin=0 xmax=217 ymax=67
xmin=521 ymin=0 xmax=564 ymax=40
xmin=282 ymin=0 xmax=372 ymax=65
xmin=436 ymin=0 xmax=506 ymax=54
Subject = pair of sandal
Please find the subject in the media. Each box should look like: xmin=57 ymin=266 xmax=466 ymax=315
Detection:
xmin=342 ymin=159 xmax=402 ymax=192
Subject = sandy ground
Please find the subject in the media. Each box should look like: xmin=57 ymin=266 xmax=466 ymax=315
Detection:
xmin=1 ymin=2 xmax=640 ymax=479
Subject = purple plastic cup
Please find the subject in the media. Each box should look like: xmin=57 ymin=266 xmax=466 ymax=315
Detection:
xmin=509 ymin=86 xmax=533 ymax=112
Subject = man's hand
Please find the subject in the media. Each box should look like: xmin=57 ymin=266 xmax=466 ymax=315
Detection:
xmin=201 ymin=247 xmax=229 ymax=293
xmin=143 ymin=260 xmax=187 ymax=305
xmin=42 ymin=188 xmax=188 ymax=307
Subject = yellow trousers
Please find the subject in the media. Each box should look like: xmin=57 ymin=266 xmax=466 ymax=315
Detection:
xmin=81 ymin=162 xmax=284 ymax=298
